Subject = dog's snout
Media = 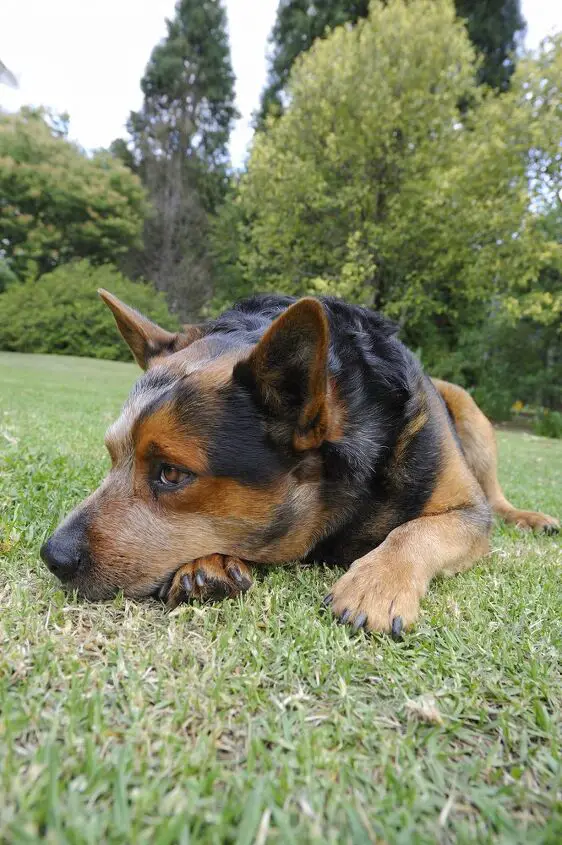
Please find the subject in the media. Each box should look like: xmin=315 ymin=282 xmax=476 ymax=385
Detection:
xmin=40 ymin=511 xmax=90 ymax=582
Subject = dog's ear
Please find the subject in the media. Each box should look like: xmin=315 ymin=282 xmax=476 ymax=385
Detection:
xmin=233 ymin=298 xmax=331 ymax=451
xmin=98 ymin=289 xmax=201 ymax=370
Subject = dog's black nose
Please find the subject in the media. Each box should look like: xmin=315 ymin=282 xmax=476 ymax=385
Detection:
xmin=40 ymin=511 xmax=89 ymax=582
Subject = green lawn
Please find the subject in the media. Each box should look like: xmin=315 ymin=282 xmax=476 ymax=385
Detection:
xmin=0 ymin=351 xmax=561 ymax=844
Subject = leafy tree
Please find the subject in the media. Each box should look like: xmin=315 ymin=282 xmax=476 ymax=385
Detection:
xmin=115 ymin=0 xmax=238 ymax=319
xmin=0 ymin=261 xmax=178 ymax=361
xmin=258 ymin=0 xmax=526 ymax=124
xmin=456 ymin=0 xmax=526 ymax=91
xmin=0 ymin=259 xmax=17 ymax=292
xmin=0 ymin=108 xmax=145 ymax=280
xmin=258 ymin=1 xmax=370 ymax=124
xmin=230 ymin=2 xmax=561 ymax=363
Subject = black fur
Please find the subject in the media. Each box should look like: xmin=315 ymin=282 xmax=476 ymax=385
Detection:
xmin=204 ymin=295 xmax=442 ymax=566
xmin=130 ymin=294 xmax=445 ymax=567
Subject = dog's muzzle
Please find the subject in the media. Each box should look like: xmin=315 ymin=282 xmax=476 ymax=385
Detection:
xmin=40 ymin=509 xmax=91 ymax=583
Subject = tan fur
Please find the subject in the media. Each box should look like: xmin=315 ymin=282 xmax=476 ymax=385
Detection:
xmin=329 ymin=378 xmax=560 ymax=633
xmin=166 ymin=554 xmax=252 ymax=608
xmin=422 ymin=388 xmax=484 ymax=515
xmin=330 ymin=510 xmax=490 ymax=632
xmin=98 ymin=289 xmax=203 ymax=369
xmin=432 ymin=379 xmax=559 ymax=532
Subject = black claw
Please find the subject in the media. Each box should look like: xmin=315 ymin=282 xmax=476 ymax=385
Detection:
xmin=231 ymin=567 xmax=253 ymax=591
xmin=236 ymin=574 xmax=252 ymax=591
xmin=158 ymin=572 xmax=174 ymax=600
xmin=206 ymin=577 xmax=230 ymax=599
xmin=543 ymin=525 xmax=559 ymax=536
xmin=322 ymin=593 xmax=333 ymax=607
xmin=340 ymin=608 xmax=351 ymax=624
xmin=229 ymin=564 xmax=244 ymax=586
xmin=391 ymin=616 xmax=403 ymax=639
xmin=195 ymin=570 xmax=206 ymax=588
xmin=181 ymin=573 xmax=193 ymax=594
xmin=353 ymin=612 xmax=367 ymax=631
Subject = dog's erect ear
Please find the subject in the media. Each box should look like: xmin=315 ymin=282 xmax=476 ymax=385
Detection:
xmin=234 ymin=298 xmax=331 ymax=451
xmin=98 ymin=289 xmax=201 ymax=370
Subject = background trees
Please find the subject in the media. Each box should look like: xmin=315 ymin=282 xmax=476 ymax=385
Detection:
xmin=0 ymin=0 xmax=559 ymax=421
xmin=257 ymin=0 xmax=526 ymax=125
xmin=215 ymin=0 xmax=561 ymax=417
xmin=455 ymin=0 xmax=526 ymax=90
xmin=112 ymin=0 xmax=238 ymax=320
xmin=0 ymin=109 xmax=145 ymax=282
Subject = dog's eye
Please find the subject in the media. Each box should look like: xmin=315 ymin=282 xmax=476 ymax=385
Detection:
xmin=157 ymin=464 xmax=193 ymax=489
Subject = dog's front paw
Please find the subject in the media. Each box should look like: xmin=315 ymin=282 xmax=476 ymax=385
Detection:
xmin=324 ymin=560 xmax=423 ymax=636
xmin=507 ymin=509 xmax=559 ymax=535
xmin=164 ymin=554 xmax=253 ymax=609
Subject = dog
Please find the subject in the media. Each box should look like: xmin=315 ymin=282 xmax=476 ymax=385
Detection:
xmin=40 ymin=291 xmax=559 ymax=634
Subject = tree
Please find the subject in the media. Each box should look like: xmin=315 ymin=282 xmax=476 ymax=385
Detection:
xmin=0 ymin=108 xmax=145 ymax=280
xmin=258 ymin=1 xmax=369 ymax=125
xmin=456 ymin=1 xmax=526 ymax=91
xmin=116 ymin=0 xmax=238 ymax=319
xmin=231 ymin=2 xmax=561 ymax=358
xmin=257 ymin=0 xmax=526 ymax=125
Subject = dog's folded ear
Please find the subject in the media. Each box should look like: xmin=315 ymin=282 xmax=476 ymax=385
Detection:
xmin=233 ymin=297 xmax=331 ymax=451
xmin=98 ymin=289 xmax=201 ymax=370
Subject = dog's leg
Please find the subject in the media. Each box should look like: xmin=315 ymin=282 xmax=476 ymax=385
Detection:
xmin=165 ymin=554 xmax=253 ymax=609
xmin=325 ymin=507 xmax=490 ymax=634
xmin=432 ymin=379 xmax=559 ymax=534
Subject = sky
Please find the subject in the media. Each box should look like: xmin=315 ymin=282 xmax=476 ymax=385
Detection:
xmin=1 ymin=0 xmax=560 ymax=168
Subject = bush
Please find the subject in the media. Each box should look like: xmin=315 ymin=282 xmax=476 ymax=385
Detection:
xmin=426 ymin=315 xmax=561 ymax=422
xmin=0 ymin=261 xmax=179 ymax=361
xmin=0 ymin=259 xmax=18 ymax=293
xmin=533 ymin=411 xmax=562 ymax=440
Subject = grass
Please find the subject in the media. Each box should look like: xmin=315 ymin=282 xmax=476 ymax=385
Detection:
xmin=0 ymin=351 xmax=561 ymax=844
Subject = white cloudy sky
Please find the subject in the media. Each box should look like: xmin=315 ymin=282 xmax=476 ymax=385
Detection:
xmin=1 ymin=0 xmax=560 ymax=168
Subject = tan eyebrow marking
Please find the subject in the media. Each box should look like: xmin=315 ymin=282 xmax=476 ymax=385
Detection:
xmin=104 ymin=379 xmax=179 ymax=466
xmin=134 ymin=405 xmax=209 ymax=476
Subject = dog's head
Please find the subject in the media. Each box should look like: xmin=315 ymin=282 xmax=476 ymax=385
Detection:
xmin=41 ymin=291 xmax=344 ymax=599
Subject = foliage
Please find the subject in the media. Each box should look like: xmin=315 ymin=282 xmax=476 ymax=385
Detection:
xmin=430 ymin=312 xmax=562 ymax=420
xmin=0 ymin=258 xmax=17 ymax=293
xmin=258 ymin=0 xmax=369 ymax=125
xmin=113 ymin=0 xmax=238 ymax=319
xmin=208 ymin=180 xmax=255 ymax=314
xmin=225 ymin=1 xmax=562 ymax=406
xmin=0 ymin=108 xmax=146 ymax=280
xmin=257 ymin=0 xmax=526 ymax=125
xmin=0 ymin=261 xmax=178 ymax=361
xmin=456 ymin=0 xmax=526 ymax=90
xmin=533 ymin=411 xmax=562 ymax=439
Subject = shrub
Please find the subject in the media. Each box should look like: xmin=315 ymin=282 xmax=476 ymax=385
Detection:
xmin=427 ymin=315 xmax=561 ymax=421
xmin=0 ymin=261 xmax=178 ymax=361
xmin=533 ymin=411 xmax=562 ymax=440
xmin=0 ymin=259 xmax=18 ymax=293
